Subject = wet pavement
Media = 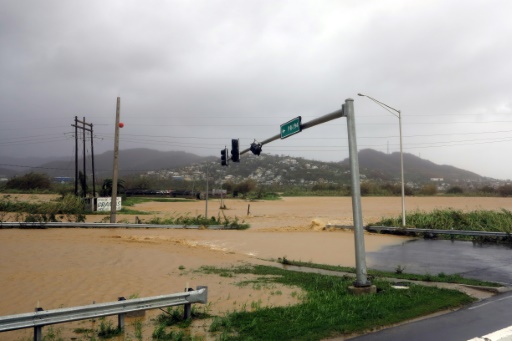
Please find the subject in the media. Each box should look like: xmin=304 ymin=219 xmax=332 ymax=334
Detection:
xmin=367 ymin=239 xmax=512 ymax=285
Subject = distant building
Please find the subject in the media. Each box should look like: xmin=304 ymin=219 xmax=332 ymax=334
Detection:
xmin=53 ymin=176 xmax=73 ymax=183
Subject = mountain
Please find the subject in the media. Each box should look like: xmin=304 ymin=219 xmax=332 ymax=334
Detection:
xmin=1 ymin=148 xmax=489 ymax=185
xmin=34 ymin=148 xmax=213 ymax=177
xmin=0 ymin=155 xmax=70 ymax=178
xmin=213 ymin=149 xmax=487 ymax=187
xmin=348 ymin=149 xmax=484 ymax=183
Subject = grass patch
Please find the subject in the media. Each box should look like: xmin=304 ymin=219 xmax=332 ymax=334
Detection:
xmin=98 ymin=318 xmax=123 ymax=338
xmin=144 ymin=212 xmax=250 ymax=229
xmin=117 ymin=207 xmax=150 ymax=215
xmin=279 ymin=259 xmax=500 ymax=287
xmin=122 ymin=197 xmax=195 ymax=207
xmin=202 ymin=264 xmax=475 ymax=340
xmin=151 ymin=305 xmax=211 ymax=340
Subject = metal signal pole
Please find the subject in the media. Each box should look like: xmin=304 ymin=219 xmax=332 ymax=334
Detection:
xmin=225 ymin=98 xmax=373 ymax=292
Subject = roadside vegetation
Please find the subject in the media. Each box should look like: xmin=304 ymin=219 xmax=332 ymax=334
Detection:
xmin=91 ymin=264 xmax=481 ymax=341
xmin=370 ymin=209 xmax=512 ymax=242
xmin=188 ymin=264 xmax=475 ymax=340
xmin=0 ymin=193 xmax=249 ymax=229
xmin=0 ymin=193 xmax=86 ymax=223
xmin=145 ymin=213 xmax=250 ymax=230
xmin=278 ymin=182 xmax=512 ymax=197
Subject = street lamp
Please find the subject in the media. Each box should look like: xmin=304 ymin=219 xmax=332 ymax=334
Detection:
xmin=358 ymin=93 xmax=406 ymax=227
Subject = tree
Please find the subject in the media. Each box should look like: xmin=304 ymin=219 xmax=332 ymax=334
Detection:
xmin=479 ymin=186 xmax=496 ymax=194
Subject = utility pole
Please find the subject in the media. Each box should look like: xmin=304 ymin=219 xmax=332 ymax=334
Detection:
xmin=205 ymin=164 xmax=209 ymax=219
xmin=82 ymin=117 xmax=86 ymax=198
xmin=72 ymin=117 xmax=94 ymax=198
xmin=90 ymin=123 xmax=96 ymax=197
xmin=74 ymin=117 xmax=78 ymax=196
xmin=110 ymin=97 xmax=121 ymax=223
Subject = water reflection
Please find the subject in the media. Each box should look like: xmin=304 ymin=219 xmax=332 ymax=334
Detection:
xmin=367 ymin=239 xmax=512 ymax=285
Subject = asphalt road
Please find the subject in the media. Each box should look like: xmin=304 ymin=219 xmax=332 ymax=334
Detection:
xmin=350 ymin=291 xmax=512 ymax=341
xmin=350 ymin=239 xmax=512 ymax=340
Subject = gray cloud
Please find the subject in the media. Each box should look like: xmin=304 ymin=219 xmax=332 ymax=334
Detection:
xmin=1 ymin=0 xmax=512 ymax=179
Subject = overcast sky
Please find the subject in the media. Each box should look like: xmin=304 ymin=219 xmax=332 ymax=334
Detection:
xmin=1 ymin=0 xmax=512 ymax=180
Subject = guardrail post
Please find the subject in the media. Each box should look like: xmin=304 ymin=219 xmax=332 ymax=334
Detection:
xmin=117 ymin=297 xmax=126 ymax=330
xmin=183 ymin=288 xmax=194 ymax=320
xmin=34 ymin=307 xmax=43 ymax=341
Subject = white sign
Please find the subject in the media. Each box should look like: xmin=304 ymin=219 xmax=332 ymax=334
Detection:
xmin=95 ymin=197 xmax=122 ymax=212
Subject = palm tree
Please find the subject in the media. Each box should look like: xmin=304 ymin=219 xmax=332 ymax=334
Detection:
xmin=100 ymin=178 xmax=125 ymax=197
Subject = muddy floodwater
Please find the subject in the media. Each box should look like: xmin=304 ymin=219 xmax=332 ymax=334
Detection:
xmin=1 ymin=195 xmax=511 ymax=340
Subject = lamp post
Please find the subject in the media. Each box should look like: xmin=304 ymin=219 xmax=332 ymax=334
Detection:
xmin=358 ymin=93 xmax=406 ymax=227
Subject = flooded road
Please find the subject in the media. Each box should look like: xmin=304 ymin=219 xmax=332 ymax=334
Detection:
xmin=0 ymin=228 xmax=404 ymax=313
xmin=368 ymin=239 xmax=512 ymax=285
xmin=0 ymin=227 xmax=406 ymax=340
xmin=2 ymin=196 xmax=512 ymax=339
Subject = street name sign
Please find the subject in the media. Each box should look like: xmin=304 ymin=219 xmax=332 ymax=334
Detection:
xmin=280 ymin=116 xmax=302 ymax=139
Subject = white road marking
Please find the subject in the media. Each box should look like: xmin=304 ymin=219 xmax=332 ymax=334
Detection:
xmin=468 ymin=325 xmax=512 ymax=340
xmin=469 ymin=295 xmax=512 ymax=310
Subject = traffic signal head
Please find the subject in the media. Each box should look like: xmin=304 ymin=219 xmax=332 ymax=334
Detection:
xmin=231 ymin=139 xmax=240 ymax=162
xmin=250 ymin=142 xmax=262 ymax=155
xmin=220 ymin=148 xmax=228 ymax=166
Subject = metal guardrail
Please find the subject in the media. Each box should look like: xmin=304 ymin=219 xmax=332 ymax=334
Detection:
xmin=365 ymin=226 xmax=512 ymax=237
xmin=0 ymin=286 xmax=208 ymax=341
xmin=0 ymin=222 xmax=227 ymax=229
xmin=325 ymin=224 xmax=512 ymax=238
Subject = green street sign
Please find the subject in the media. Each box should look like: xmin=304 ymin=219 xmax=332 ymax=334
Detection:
xmin=280 ymin=116 xmax=302 ymax=139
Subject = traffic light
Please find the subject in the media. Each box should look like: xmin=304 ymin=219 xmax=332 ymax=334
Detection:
xmin=231 ymin=139 xmax=240 ymax=162
xmin=250 ymin=142 xmax=262 ymax=155
xmin=221 ymin=148 xmax=228 ymax=166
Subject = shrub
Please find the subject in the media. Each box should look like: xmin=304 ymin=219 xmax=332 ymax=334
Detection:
xmin=419 ymin=184 xmax=437 ymax=195
xmin=6 ymin=172 xmax=52 ymax=191
xmin=446 ymin=186 xmax=464 ymax=194
xmin=498 ymin=184 xmax=512 ymax=197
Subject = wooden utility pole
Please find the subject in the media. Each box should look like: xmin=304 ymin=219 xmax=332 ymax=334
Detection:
xmin=110 ymin=97 xmax=121 ymax=223
xmin=82 ymin=116 xmax=86 ymax=198
xmin=74 ymin=117 xmax=78 ymax=196
xmin=90 ymin=123 xmax=96 ymax=197
xmin=72 ymin=117 xmax=95 ymax=198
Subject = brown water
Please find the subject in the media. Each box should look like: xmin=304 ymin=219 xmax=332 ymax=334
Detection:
xmin=0 ymin=228 xmax=406 ymax=340
xmin=2 ymin=196 xmax=511 ymax=340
